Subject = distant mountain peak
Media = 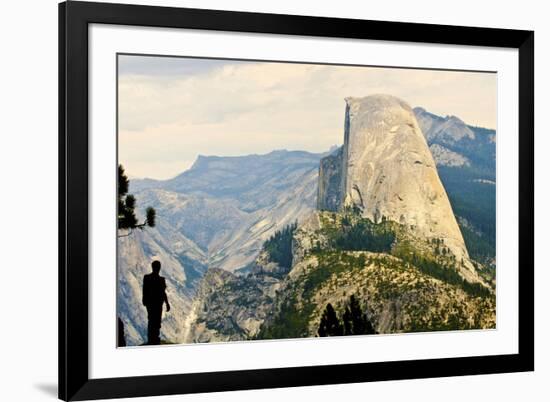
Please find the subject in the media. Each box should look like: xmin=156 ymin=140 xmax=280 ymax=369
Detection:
xmin=187 ymin=154 xmax=212 ymax=171
xmin=414 ymin=107 xmax=475 ymax=142
xmin=446 ymin=114 xmax=465 ymax=123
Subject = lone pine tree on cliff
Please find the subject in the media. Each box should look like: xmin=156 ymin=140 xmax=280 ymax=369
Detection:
xmin=118 ymin=164 xmax=156 ymax=237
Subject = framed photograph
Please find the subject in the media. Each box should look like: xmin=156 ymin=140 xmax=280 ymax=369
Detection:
xmin=59 ymin=1 xmax=534 ymax=400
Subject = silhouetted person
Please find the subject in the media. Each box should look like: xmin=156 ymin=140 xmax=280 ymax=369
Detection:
xmin=142 ymin=260 xmax=170 ymax=345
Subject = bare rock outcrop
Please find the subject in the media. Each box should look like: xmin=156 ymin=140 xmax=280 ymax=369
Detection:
xmin=320 ymin=95 xmax=478 ymax=281
xmin=429 ymin=144 xmax=470 ymax=167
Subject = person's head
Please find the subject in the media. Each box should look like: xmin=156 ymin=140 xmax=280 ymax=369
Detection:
xmin=151 ymin=260 xmax=161 ymax=274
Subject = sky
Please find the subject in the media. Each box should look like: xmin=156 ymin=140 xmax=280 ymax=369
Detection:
xmin=118 ymin=54 xmax=496 ymax=180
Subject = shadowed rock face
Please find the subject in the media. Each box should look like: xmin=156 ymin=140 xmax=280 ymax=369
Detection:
xmin=317 ymin=146 xmax=343 ymax=212
xmin=325 ymin=95 xmax=477 ymax=280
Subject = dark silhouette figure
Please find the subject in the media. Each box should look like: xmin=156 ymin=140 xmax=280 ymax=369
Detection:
xmin=117 ymin=317 xmax=126 ymax=347
xmin=142 ymin=260 xmax=170 ymax=345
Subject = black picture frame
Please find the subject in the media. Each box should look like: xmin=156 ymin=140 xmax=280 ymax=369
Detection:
xmin=59 ymin=1 xmax=534 ymax=400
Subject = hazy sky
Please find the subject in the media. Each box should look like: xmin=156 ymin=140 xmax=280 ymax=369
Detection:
xmin=118 ymin=55 xmax=496 ymax=180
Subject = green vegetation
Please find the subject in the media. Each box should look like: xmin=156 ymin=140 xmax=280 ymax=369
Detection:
xmin=318 ymin=209 xmax=396 ymax=253
xmin=438 ymin=165 xmax=495 ymax=261
xmin=261 ymin=253 xmax=380 ymax=339
xmin=258 ymin=288 xmax=315 ymax=339
xmin=400 ymin=252 xmax=491 ymax=298
xmin=260 ymin=253 xmax=359 ymax=339
xmin=459 ymin=223 xmax=496 ymax=268
xmin=259 ymin=247 xmax=495 ymax=338
xmin=263 ymin=221 xmax=298 ymax=268
xmin=258 ymin=207 xmax=495 ymax=339
xmin=330 ymin=218 xmax=395 ymax=252
xmin=393 ymin=233 xmax=492 ymax=298
xmin=315 ymin=210 xmax=492 ymax=297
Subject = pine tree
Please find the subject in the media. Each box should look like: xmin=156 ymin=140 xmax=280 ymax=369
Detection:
xmin=318 ymin=303 xmax=343 ymax=337
xmin=363 ymin=309 xmax=376 ymax=335
xmin=118 ymin=164 xmax=156 ymax=236
xmin=342 ymin=306 xmax=352 ymax=335
xmin=346 ymin=295 xmax=377 ymax=335
xmin=348 ymin=295 xmax=366 ymax=334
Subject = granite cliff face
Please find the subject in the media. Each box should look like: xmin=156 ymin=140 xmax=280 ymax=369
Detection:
xmin=317 ymin=146 xmax=343 ymax=212
xmin=319 ymin=95 xmax=478 ymax=282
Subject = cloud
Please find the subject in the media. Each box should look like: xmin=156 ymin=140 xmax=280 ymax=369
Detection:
xmin=118 ymin=56 xmax=496 ymax=180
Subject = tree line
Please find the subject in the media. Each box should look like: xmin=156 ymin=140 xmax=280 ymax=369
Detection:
xmin=318 ymin=295 xmax=377 ymax=337
xmin=330 ymin=218 xmax=395 ymax=253
xmin=263 ymin=221 xmax=298 ymax=269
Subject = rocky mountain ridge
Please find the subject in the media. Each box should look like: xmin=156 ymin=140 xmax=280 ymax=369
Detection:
xmin=184 ymin=210 xmax=495 ymax=342
xmin=130 ymin=150 xmax=324 ymax=272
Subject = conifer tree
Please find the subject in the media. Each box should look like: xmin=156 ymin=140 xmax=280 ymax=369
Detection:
xmin=363 ymin=308 xmax=376 ymax=335
xmin=318 ymin=303 xmax=343 ymax=337
xmin=346 ymin=295 xmax=377 ymax=335
xmin=118 ymin=164 xmax=156 ymax=236
xmin=263 ymin=221 xmax=297 ymax=268
xmin=342 ymin=306 xmax=352 ymax=335
xmin=349 ymin=295 xmax=366 ymax=334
